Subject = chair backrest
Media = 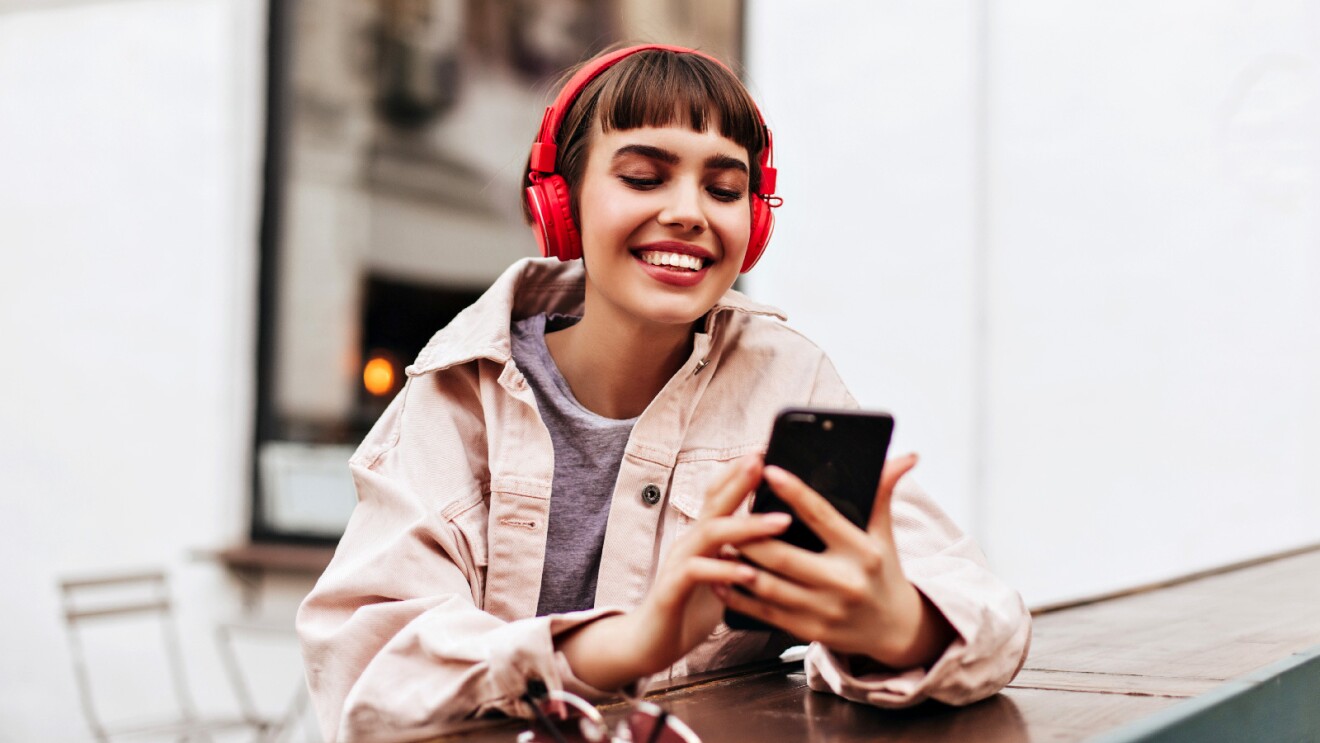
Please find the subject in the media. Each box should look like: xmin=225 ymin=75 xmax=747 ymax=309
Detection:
xmin=58 ymin=570 xmax=199 ymax=742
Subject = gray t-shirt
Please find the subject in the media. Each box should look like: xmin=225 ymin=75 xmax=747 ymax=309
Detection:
xmin=510 ymin=313 xmax=638 ymax=616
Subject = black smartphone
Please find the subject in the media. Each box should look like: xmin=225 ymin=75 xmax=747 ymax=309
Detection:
xmin=724 ymin=407 xmax=895 ymax=632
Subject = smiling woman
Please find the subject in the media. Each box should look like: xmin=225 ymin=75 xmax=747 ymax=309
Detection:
xmin=296 ymin=44 xmax=1031 ymax=743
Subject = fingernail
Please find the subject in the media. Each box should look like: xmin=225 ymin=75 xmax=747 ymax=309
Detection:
xmin=712 ymin=584 xmax=729 ymax=599
xmin=737 ymin=565 xmax=758 ymax=583
xmin=764 ymin=465 xmax=785 ymax=481
xmin=763 ymin=512 xmax=791 ymax=527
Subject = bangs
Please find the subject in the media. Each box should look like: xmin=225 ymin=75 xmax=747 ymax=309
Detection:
xmin=583 ymin=50 xmax=767 ymax=163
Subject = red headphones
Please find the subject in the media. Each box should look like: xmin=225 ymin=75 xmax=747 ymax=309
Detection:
xmin=525 ymin=44 xmax=780 ymax=273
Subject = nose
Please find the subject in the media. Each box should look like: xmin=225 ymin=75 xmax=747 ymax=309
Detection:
xmin=657 ymin=179 xmax=708 ymax=234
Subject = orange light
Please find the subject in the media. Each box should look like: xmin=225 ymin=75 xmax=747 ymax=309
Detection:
xmin=363 ymin=356 xmax=395 ymax=397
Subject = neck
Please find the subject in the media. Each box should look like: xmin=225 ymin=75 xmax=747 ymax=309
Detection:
xmin=545 ymin=305 xmax=698 ymax=421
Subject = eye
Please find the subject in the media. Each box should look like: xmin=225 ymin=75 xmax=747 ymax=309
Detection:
xmin=708 ymin=186 xmax=745 ymax=203
xmin=619 ymin=175 xmax=661 ymax=190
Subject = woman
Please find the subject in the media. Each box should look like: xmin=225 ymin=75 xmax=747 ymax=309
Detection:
xmin=298 ymin=44 xmax=1030 ymax=742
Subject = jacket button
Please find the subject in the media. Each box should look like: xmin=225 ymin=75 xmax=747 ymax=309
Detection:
xmin=641 ymin=484 xmax=662 ymax=506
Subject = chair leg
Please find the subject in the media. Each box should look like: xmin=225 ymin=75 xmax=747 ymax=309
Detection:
xmin=64 ymin=623 xmax=111 ymax=743
xmin=269 ymin=681 xmax=310 ymax=743
xmin=216 ymin=624 xmax=265 ymax=727
xmin=160 ymin=589 xmax=209 ymax=742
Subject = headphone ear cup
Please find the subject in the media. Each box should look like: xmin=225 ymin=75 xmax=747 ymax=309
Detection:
xmin=525 ymin=174 xmax=581 ymax=261
xmin=741 ymin=196 xmax=774 ymax=273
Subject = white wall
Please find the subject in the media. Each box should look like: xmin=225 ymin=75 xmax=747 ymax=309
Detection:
xmin=0 ymin=1 xmax=312 ymax=740
xmin=746 ymin=1 xmax=1320 ymax=606
xmin=984 ymin=1 xmax=1320 ymax=603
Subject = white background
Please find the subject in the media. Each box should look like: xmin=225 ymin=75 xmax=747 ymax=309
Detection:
xmin=2 ymin=0 xmax=1318 ymax=739
xmin=744 ymin=1 xmax=1320 ymax=603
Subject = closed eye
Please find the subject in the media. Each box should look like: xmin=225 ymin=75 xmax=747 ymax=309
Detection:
xmin=620 ymin=175 xmax=661 ymax=190
xmin=708 ymin=186 xmax=744 ymax=203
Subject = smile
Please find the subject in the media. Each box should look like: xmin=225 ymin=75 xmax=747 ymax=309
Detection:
xmin=630 ymin=244 xmax=715 ymax=288
xmin=637 ymin=250 xmax=709 ymax=272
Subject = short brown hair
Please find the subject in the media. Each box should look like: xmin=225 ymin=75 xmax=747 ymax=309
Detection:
xmin=523 ymin=47 xmax=768 ymax=223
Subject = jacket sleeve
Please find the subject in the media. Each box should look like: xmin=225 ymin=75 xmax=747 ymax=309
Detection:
xmin=296 ymin=383 xmax=619 ymax=743
xmin=800 ymin=355 xmax=1032 ymax=707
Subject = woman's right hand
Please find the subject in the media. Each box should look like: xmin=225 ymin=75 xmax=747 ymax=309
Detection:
xmin=557 ymin=456 xmax=789 ymax=690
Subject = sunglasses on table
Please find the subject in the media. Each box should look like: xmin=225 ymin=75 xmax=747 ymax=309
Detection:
xmin=517 ymin=683 xmax=701 ymax=743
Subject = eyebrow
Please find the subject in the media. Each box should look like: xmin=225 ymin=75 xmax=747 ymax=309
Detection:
xmin=613 ymin=144 xmax=748 ymax=174
xmin=705 ymin=154 xmax=749 ymax=175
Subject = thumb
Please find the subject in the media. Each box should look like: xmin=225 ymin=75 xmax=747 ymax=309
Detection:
xmin=867 ymin=452 xmax=919 ymax=537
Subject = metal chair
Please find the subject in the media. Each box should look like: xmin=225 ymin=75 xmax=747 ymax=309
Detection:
xmin=216 ymin=619 xmax=314 ymax=742
xmin=58 ymin=569 xmax=285 ymax=742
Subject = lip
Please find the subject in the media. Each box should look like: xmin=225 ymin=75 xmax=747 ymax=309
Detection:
xmin=630 ymin=242 xmax=714 ymax=288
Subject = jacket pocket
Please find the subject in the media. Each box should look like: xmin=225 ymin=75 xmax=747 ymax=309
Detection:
xmin=661 ymin=456 xmax=746 ymax=588
xmin=667 ymin=457 xmax=730 ymax=523
xmin=668 ymin=456 xmax=756 ymax=522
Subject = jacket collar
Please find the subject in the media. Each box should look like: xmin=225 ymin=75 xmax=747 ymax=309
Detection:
xmin=406 ymin=258 xmax=786 ymax=376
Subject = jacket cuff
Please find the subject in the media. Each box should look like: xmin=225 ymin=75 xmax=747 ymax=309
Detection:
xmin=805 ymin=642 xmax=931 ymax=707
xmin=545 ymin=608 xmax=637 ymax=702
xmin=463 ymin=607 xmax=622 ymax=718
xmin=805 ymin=555 xmax=1030 ymax=707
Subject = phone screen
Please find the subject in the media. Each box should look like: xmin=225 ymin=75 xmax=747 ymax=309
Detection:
xmin=750 ymin=408 xmax=894 ymax=552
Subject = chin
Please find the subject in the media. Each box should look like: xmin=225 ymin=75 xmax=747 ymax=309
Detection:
xmin=639 ymin=282 xmax=730 ymax=323
xmin=634 ymin=301 xmax=712 ymax=329
xmin=587 ymin=259 xmax=735 ymax=329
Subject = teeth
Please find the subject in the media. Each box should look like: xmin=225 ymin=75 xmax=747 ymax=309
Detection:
xmin=639 ymin=251 xmax=705 ymax=271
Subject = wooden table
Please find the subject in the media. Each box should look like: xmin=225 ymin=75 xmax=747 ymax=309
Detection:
xmin=449 ymin=546 xmax=1320 ymax=741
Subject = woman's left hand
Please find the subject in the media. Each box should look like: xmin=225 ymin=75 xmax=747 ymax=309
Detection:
xmin=713 ymin=454 xmax=956 ymax=669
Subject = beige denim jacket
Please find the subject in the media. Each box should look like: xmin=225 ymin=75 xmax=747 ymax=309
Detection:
xmin=297 ymin=258 xmax=1031 ymax=742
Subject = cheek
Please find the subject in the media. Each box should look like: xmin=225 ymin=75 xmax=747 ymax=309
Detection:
xmin=715 ymin=205 xmax=753 ymax=255
xmin=578 ymin=186 xmax=639 ymax=247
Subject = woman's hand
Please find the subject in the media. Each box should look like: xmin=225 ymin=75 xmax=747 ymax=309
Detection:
xmin=557 ymin=457 xmax=789 ymax=690
xmin=713 ymin=454 xmax=956 ymax=670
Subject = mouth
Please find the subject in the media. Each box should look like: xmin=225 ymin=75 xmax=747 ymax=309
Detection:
xmin=630 ymin=243 xmax=716 ymax=273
